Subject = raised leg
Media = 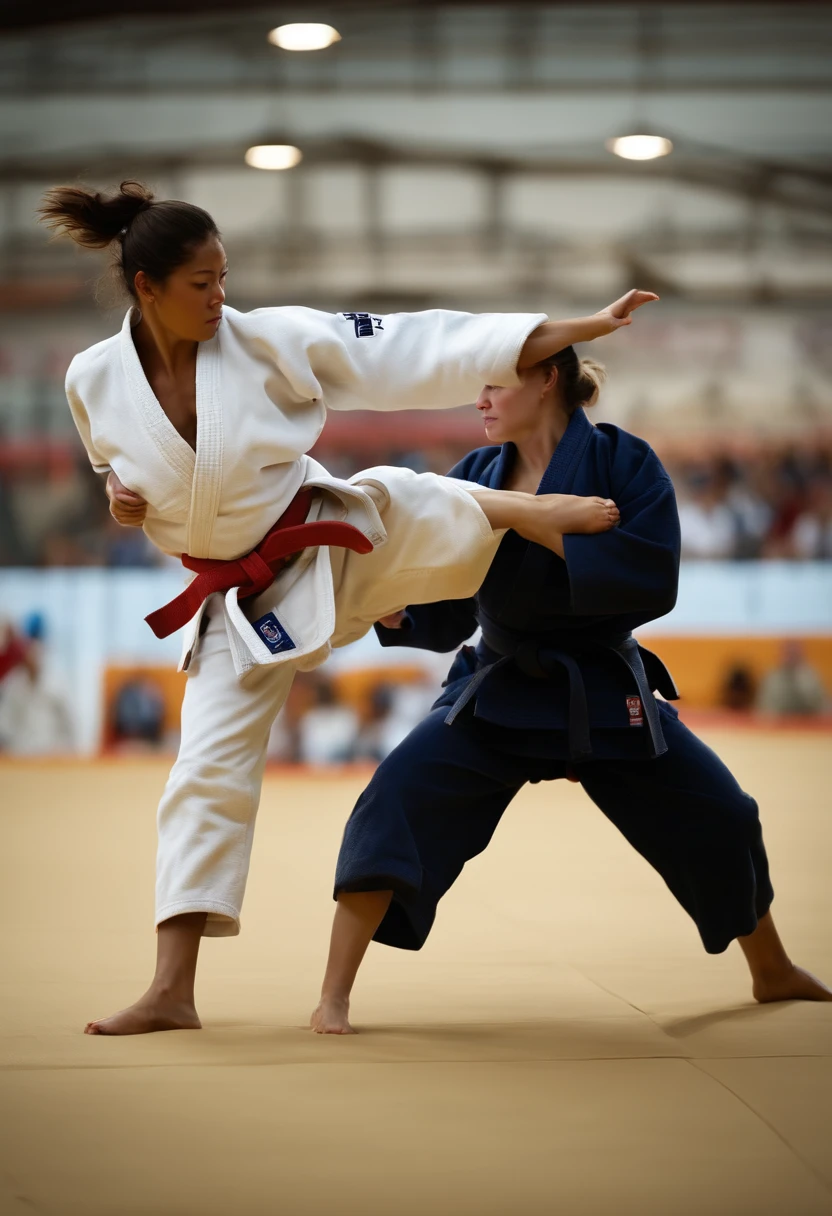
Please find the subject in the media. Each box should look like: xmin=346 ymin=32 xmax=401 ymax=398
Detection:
xmin=471 ymin=488 xmax=618 ymax=554
xmin=310 ymin=891 xmax=393 ymax=1034
xmin=333 ymin=472 xmax=618 ymax=641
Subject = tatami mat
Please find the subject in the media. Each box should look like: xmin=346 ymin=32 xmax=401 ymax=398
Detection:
xmin=1 ymin=729 xmax=830 ymax=1215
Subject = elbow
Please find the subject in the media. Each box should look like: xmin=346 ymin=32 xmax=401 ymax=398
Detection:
xmin=657 ymin=589 xmax=678 ymax=617
xmin=655 ymin=567 xmax=680 ymax=616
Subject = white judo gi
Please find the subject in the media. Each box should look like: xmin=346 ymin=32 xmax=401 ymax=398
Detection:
xmin=66 ymin=302 xmax=547 ymax=935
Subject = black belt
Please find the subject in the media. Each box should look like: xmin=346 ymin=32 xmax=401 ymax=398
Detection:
xmin=445 ymin=620 xmax=678 ymax=762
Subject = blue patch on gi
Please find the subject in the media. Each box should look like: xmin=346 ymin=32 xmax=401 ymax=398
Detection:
xmin=341 ymin=311 xmax=384 ymax=338
xmin=252 ymin=612 xmax=296 ymax=655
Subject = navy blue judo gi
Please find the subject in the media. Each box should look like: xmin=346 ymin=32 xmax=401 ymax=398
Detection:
xmin=335 ymin=407 xmax=773 ymax=954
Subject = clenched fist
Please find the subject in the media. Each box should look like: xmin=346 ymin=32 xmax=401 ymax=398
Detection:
xmin=106 ymin=471 xmax=148 ymax=527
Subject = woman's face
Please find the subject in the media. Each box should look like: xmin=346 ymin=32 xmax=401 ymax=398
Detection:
xmin=476 ymin=367 xmax=557 ymax=445
xmin=136 ymin=236 xmax=227 ymax=342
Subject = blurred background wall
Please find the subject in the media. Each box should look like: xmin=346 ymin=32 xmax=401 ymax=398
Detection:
xmin=1 ymin=0 xmax=831 ymax=757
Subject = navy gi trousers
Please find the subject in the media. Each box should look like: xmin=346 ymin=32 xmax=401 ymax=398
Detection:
xmin=334 ymin=700 xmax=773 ymax=955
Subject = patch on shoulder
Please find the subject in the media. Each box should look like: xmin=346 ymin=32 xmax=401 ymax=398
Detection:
xmin=340 ymin=312 xmax=384 ymax=338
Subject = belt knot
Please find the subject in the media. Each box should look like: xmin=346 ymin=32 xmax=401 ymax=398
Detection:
xmin=238 ymin=550 xmax=273 ymax=595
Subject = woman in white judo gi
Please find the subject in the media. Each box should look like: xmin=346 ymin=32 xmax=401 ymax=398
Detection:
xmin=40 ymin=179 xmax=657 ymax=1035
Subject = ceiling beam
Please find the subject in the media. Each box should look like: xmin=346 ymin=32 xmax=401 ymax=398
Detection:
xmin=4 ymin=0 xmax=815 ymax=32
xmin=2 ymin=134 xmax=830 ymax=218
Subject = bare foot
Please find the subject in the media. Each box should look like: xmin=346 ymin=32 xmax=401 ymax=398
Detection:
xmin=85 ymin=990 xmax=202 ymax=1035
xmin=543 ymin=494 xmax=620 ymax=535
xmin=310 ymin=995 xmax=356 ymax=1035
xmin=753 ymin=963 xmax=832 ymax=1004
xmin=519 ymin=494 xmax=619 ymax=549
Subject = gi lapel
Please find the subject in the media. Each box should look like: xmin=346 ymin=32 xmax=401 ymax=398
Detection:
xmin=120 ymin=309 xmax=195 ymax=491
xmin=186 ymin=328 xmax=223 ymax=557
xmin=498 ymin=408 xmax=594 ymax=630
xmin=491 ymin=443 xmax=515 ymax=489
xmin=537 ymin=407 xmax=594 ymax=496
xmin=119 ymin=308 xmax=224 ymax=558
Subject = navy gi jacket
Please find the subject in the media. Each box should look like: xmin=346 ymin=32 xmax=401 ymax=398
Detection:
xmin=375 ymin=407 xmax=682 ymax=761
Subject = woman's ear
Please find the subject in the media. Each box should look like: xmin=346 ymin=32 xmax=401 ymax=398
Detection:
xmin=543 ymin=365 xmax=559 ymax=394
xmin=134 ymin=270 xmax=154 ymax=304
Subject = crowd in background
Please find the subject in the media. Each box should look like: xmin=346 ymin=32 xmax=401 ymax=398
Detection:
xmin=1 ymin=608 xmax=828 ymax=761
xmin=667 ymin=445 xmax=832 ymax=561
xmin=1 ymin=436 xmax=832 ymax=568
xmin=3 ymin=426 xmax=832 ymax=757
xmin=2 ymin=426 xmax=831 ymax=758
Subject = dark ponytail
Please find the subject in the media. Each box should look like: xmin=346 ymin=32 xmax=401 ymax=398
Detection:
xmin=38 ymin=180 xmax=220 ymax=300
xmin=38 ymin=180 xmax=153 ymax=248
xmin=537 ymin=345 xmax=606 ymax=413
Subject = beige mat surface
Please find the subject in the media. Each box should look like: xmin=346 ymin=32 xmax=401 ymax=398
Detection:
xmin=1 ymin=728 xmax=831 ymax=1215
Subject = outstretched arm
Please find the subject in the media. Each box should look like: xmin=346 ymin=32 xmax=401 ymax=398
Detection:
xmin=275 ymin=292 xmax=657 ymax=414
xmin=517 ymin=290 xmax=659 ymax=369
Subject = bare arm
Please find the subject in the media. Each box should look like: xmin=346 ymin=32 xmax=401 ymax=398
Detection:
xmin=517 ymin=289 xmax=659 ymax=369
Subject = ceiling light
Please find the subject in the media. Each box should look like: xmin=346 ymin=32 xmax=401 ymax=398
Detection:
xmin=268 ymin=23 xmax=341 ymax=51
xmin=245 ymin=145 xmax=303 ymax=171
xmin=606 ymin=134 xmax=673 ymax=161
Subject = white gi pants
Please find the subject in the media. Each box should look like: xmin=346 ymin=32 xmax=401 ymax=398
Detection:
xmin=155 ymin=471 xmax=500 ymax=936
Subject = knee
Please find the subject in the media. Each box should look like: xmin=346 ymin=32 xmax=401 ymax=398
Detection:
xmin=160 ymin=762 xmax=260 ymax=827
xmin=715 ymin=789 xmax=762 ymax=848
xmin=361 ymin=746 xmax=420 ymax=800
xmin=728 ymin=789 xmax=759 ymax=824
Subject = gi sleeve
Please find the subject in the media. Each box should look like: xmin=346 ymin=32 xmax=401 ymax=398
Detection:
xmin=270 ymin=306 xmax=548 ymax=412
xmin=65 ymin=364 xmax=112 ymax=475
xmin=563 ymin=465 xmax=681 ymax=618
xmin=375 ymin=598 xmax=479 ymax=653
xmin=374 ymin=447 xmax=488 ymax=650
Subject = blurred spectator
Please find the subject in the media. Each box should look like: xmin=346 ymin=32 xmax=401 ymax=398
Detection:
xmin=720 ymin=663 xmax=758 ymax=712
xmin=2 ymin=437 xmax=832 ymax=567
xmin=0 ymin=617 xmax=30 ymax=682
xmin=677 ymin=468 xmax=740 ymax=559
xmin=0 ymin=473 xmax=27 ymax=564
xmin=756 ymin=641 xmax=828 ymax=716
xmin=103 ymin=516 xmax=165 ymax=568
xmin=722 ymin=463 xmax=773 ymax=560
xmin=665 ymin=440 xmax=832 ymax=561
xmin=111 ymin=675 xmax=166 ymax=750
xmin=354 ymin=682 xmax=396 ymax=763
xmin=355 ymin=678 xmax=439 ymax=760
xmin=297 ymin=674 xmax=359 ymax=766
xmin=789 ymin=481 xmax=832 ymax=559
xmin=0 ymin=613 xmax=74 ymax=754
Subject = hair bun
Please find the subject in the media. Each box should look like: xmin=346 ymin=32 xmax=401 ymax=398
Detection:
xmin=38 ymin=180 xmax=155 ymax=249
xmin=574 ymin=358 xmax=607 ymax=409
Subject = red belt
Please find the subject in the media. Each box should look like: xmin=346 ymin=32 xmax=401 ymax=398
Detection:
xmin=145 ymin=489 xmax=374 ymax=639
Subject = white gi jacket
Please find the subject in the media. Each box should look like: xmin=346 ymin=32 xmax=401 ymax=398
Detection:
xmin=66 ymin=304 xmax=547 ymax=674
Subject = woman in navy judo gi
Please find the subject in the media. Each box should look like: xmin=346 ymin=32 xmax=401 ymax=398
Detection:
xmin=311 ymin=348 xmax=832 ymax=1033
